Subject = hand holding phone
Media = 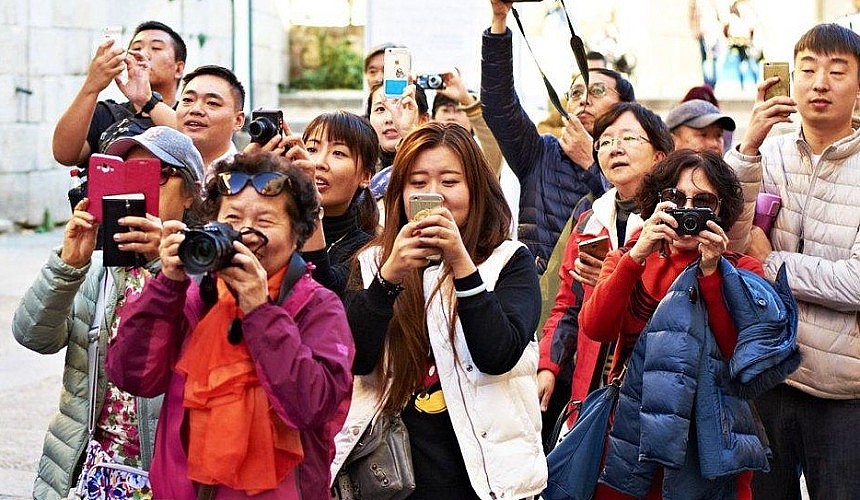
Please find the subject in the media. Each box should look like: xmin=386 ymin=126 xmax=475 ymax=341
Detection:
xmin=409 ymin=193 xmax=443 ymax=262
xmin=578 ymin=235 xmax=610 ymax=260
xmin=762 ymin=61 xmax=790 ymax=100
xmin=104 ymin=26 xmax=128 ymax=84
xmin=383 ymin=47 xmax=411 ymax=99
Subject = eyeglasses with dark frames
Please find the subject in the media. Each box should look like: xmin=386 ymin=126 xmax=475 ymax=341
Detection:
xmin=159 ymin=165 xmax=179 ymax=186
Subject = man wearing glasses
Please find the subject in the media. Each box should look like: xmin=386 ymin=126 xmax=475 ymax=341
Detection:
xmin=482 ymin=0 xmax=635 ymax=274
xmin=483 ymin=0 xmax=636 ymax=449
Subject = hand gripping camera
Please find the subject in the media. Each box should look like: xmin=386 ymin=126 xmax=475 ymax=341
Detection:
xmin=248 ymin=108 xmax=284 ymax=145
xmin=416 ymin=73 xmax=445 ymax=90
xmin=178 ymin=222 xmax=243 ymax=274
xmin=665 ymin=207 xmax=718 ymax=236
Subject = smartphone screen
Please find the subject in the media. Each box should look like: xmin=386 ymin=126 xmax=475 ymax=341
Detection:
xmin=383 ymin=47 xmax=411 ymax=99
xmin=762 ymin=62 xmax=790 ymax=100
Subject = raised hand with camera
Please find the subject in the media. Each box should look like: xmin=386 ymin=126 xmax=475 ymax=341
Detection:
xmin=243 ymin=109 xmax=310 ymax=162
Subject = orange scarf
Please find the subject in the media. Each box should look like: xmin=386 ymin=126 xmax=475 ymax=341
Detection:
xmin=175 ymin=267 xmax=303 ymax=493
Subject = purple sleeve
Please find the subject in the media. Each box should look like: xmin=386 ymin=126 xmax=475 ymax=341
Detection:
xmin=106 ymin=273 xmax=193 ymax=397
xmin=242 ymin=280 xmax=355 ymax=430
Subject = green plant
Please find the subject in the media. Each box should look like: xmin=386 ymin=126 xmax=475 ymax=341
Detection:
xmin=291 ymin=34 xmax=363 ymax=90
xmin=35 ymin=208 xmax=53 ymax=233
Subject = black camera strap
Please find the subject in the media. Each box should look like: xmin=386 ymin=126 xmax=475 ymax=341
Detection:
xmin=511 ymin=0 xmax=589 ymax=119
xmin=276 ymin=252 xmax=308 ymax=306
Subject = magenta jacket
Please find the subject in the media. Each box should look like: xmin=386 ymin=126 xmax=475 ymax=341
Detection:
xmin=106 ymin=269 xmax=354 ymax=500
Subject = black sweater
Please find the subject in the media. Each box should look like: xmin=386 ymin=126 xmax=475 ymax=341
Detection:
xmin=347 ymin=245 xmax=540 ymax=376
xmin=301 ymin=207 xmax=372 ymax=299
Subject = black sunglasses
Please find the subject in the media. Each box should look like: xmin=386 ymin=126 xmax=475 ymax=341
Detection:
xmin=659 ymin=188 xmax=720 ymax=211
xmin=159 ymin=165 xmax=178 ymax=186
xmin=217 ymin=172 xmax=290 ymax=196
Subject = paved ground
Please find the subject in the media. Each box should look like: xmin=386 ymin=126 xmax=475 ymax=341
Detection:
xmin=0 ymin=228 xmax=66 ymax=499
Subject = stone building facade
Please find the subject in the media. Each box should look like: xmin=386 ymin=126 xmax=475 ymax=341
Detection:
xmin=0 ymin=0 xmax=287 ymax=227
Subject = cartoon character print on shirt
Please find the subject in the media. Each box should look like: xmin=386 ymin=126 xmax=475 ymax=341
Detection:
xmin=413 ymin=363 xmax=447 ymax=414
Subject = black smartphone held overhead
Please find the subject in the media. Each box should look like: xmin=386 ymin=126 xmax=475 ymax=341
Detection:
xmin=762 ymin=61 xmax=790 ymax=100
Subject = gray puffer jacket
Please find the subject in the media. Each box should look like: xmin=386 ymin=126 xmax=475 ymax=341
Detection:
xmin=12 ymin=249 xmax=161 ymax=500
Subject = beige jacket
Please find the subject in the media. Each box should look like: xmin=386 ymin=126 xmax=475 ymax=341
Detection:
xmin=725 ymin=126 xmax=860 ymax=399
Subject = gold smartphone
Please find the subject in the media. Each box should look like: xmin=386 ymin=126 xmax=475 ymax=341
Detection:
xmin=408 ymin=193 xmax=443 ymax=221
xmin=762 ymin=62 xmax=790 ymax=100
xmin=409 ymin=193 xmax=443 ymax=262
xmin=578 ymin=235 xmax=610 ymax=261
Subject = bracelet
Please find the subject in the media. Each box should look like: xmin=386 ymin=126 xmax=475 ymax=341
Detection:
xmin=376 ymin=271 xmax=404 ymax=297
xmin=458 ymin=99 xmax=482 ymax=114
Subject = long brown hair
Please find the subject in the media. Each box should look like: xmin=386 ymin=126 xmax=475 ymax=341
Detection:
xmin=368 ymin=122 xmax=511 ymax=413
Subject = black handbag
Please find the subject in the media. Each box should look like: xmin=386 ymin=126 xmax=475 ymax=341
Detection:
xmin=337 ymin=414 xmax=415 ymax=500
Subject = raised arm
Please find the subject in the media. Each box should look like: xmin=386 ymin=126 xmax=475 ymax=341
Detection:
xmin=52 ymin=39 xmax=126 ymax=165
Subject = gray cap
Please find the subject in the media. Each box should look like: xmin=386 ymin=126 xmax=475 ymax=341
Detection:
xmin=665 ymin=99 xmax=736 ymax=132
xmin=106 ymin=126 xmax=204 ymax=183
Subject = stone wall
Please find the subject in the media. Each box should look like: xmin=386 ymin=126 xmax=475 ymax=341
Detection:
xmin=0 ymin=0 xmax=287 ymax=227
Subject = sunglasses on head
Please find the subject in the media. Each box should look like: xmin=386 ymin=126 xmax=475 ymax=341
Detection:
xmin=659 ymin=187 xmax=720 ymax=211
xmin=217 ymin=172 xmax=290 ymax=197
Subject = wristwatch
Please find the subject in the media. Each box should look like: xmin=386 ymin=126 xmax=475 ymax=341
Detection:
xmin=140 ymin=91 xmax=163 ymax=114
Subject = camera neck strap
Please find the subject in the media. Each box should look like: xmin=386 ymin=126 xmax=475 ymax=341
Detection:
xmin=511 ymin=0 xmax=589 ymax=120
xmin=276 ymin=252 xmax=307 ymax=306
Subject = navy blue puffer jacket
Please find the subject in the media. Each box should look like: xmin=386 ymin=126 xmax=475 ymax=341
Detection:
xmin=481 ymin=28 xmax=601 ymax=273
xmin=600 ymin=260 xmax=800 ymax=499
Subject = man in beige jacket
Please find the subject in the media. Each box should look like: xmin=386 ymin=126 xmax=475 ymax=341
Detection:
xmin=725 ymin=22 xmax=860 ymax=499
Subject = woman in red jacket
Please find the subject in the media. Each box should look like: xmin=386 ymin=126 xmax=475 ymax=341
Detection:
xmin=538 ymin=102 xmax=674 ymax=428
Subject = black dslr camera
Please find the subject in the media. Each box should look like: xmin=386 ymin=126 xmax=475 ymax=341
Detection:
xmin=666 ymin=208 xmax=718 ymax=236
xmin=178 ymin=222 xmax=242 ymax=274
xmin=416 ymin=73 xmax=445 ymax=90
xmin=248 ymin=108 xmax=284 ymax=145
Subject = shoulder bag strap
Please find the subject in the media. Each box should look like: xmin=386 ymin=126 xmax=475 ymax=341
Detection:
xmin=86 ymin=271 xmax=113 ymax=436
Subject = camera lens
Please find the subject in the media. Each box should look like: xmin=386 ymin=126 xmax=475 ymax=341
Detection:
xmin=428 ymin=74 xmax=443 ymax=89
xmin=248 ymin=117 xmax=277 ymax=144
xmin=682 ymin=216 xmax=699 ymax=233
xmin=178 ymin=223 xmax=240 ymax=274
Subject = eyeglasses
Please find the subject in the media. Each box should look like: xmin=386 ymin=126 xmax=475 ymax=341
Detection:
xmin=594 ymin=135 xmax=650 ymax=152
xmin=565 ymin=82 xmax=619 ymax=101
xmin=659 ymin=187 xmax=720 ymax=211
xmin=217 ymin=172 xmax=290 ymax=196
xmin=159 ymin=165 xmax=178 ymax=186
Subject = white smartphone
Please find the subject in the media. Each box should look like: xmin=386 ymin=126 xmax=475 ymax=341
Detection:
xmin=383 ymin=47 xmax=411 ymax=99
xmin=103 ymin=25 xmax=128 ymax=84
